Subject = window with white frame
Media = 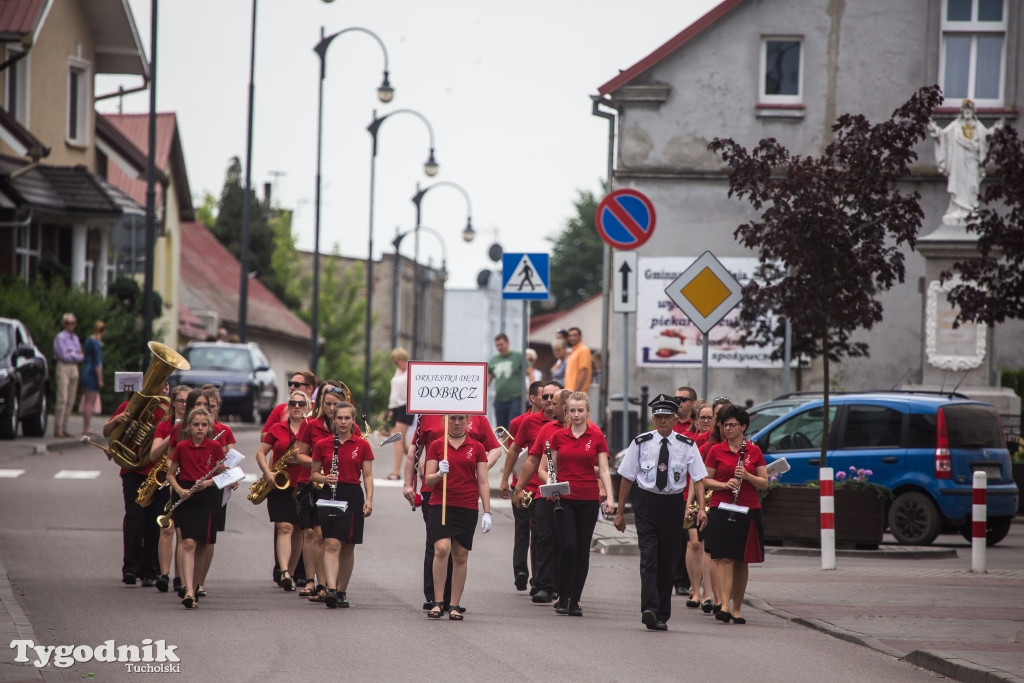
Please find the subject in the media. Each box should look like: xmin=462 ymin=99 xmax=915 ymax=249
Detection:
xmin=66 ymin=59 xmax=90 ymax=145
xmin=5 ymin=45 xmax=28 ymax=124
xmin=759 ymin=37 xmax=803 ymax=105
xmin=939 ymin=0 xmax=1006 ymax=107
xmin=15 ymin=224 xmax=40 ymax=283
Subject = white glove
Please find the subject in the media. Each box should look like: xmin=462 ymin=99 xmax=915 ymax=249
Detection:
xmin=437 ymin=460 xmax=450 ymax=475
xmin=481 ymin=512 xmax=492 ymax=533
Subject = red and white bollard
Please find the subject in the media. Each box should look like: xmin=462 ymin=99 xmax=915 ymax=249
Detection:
xmin=972 ymin=470 xmax=987 ymax=573
xmin=820 ymin=467 xmax=836 ymax=570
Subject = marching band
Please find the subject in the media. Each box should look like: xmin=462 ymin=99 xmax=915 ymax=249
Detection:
xmin=96 ymin=349 xmax=765 ymax=626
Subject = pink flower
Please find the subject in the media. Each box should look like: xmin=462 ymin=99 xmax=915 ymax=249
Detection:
xmin=836 ymin=471 xmax=847 ymax=481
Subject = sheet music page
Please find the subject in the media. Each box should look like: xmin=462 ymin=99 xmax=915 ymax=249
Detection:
xmin=214 ymin=466 xmax=245 ymax=489
xmin=224 ymin=449 xmax=246 ymax=469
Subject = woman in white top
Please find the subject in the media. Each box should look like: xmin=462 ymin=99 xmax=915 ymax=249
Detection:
xmin=386 ymin=347 xmax=413 ymax=480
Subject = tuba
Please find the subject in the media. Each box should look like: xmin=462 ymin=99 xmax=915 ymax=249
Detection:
xmin=108 ymin=342 xmax=190 ymax=470
xmin=248 ymin=445 xmax=294 ymax=504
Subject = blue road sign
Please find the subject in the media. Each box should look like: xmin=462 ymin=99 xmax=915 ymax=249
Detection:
xmin=501 ymin=253 xmax=549 ymax=300
xmin=595 ymin=188 xmax=657 ymax=250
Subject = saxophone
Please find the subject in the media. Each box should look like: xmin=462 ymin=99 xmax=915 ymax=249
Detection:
xmin=248 ymin=444 xmax=294 ymax=504
xmin=136 ymin=452 xmax=170 ymax=507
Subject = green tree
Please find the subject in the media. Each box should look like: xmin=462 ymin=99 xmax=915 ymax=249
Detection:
xmin=266 ymin=208 xmax=302 ymax=310
xmin=196 ymin=191 xmax=217 ymax=229
xmin=708 ymin=85 xmax=941 ymax=468
xmin=535 ymin=189 xmax=604 ymax=314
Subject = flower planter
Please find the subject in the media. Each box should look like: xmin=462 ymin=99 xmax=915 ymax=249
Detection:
xmin=761 ymin=486 xmax=886 ymax=550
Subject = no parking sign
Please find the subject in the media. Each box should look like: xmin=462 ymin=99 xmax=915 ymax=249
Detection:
xmin=595 ymin=189 xmax=656 ymax=250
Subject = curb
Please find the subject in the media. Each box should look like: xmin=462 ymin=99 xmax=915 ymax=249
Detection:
xmin=746 ymin=594 xmax=1021 ymax=683
xmin=766 ymin=546 xmax=959 ymax=560
xmin=0 ymin=562 xmax=62 ymax=683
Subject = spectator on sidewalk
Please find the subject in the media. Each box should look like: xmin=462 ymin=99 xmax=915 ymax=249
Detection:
xmin=53 ymin=313 xmax=84 ymax=438
xmin=81 ymin=320 xmax=106 ymax=437
xmin=488 ymin=333 xmax=524 ymax=428
xmin=564 ymin=327 xmax=592 ymax=394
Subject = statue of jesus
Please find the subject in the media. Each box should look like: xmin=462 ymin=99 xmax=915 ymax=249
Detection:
xmin=929 ymin=99 xmax=1004 ymax=225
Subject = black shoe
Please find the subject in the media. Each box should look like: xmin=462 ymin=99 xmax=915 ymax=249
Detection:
xmin=642 ymin=610 xmax=660 ymax=630
xmin=514 ymin=572 xmax=528 ymax=591
xmin=196 ymin=588 xmax=207 ymax=598
xmin=325 ymin=589 xmax=338 ymax=609
xmin=155 ymin=575 xmax=169 ymax=593
xmin=529 ymin=586 xmax=539 ymax=597
xmin=273 ymin=567 xmax=282 ymax=584
xmin=122 ymin=573 xmax=136 ymax=585
xmin=337 ymin=592 xmax=350 ymax=608
xmin=176 ymin=585 xmax=186 ymax=599
xmin=685 ymin=599 xmax=700 ymax=608
xmin=172 ymin=577 xmax=182 ymax=592
xmin=715 ymin=610 xmax=733 ymax=623
xmin=554 ymin=599 xmax=569 ymax=615
xmin=701 ymin=599 xmax=713 ymax=613
xmin=674 ymin=585 xmax=690 ymax=596
xmin=141 ymin=577 xmax=156 ymax=588
xmin=655 ymin=620 xmax=668 ymax=631
xmin=568 ymin=602 xmax=583 ymax=617
xmin=531 ymin=590 xmax=552 ymax=604
xmin=423 ymin=601 xmax=434 ymax=610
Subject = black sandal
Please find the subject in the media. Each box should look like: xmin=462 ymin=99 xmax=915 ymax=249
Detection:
xmin=308 ymin=585 xmax=327 ymax=603
xmin=448 ymin=605 xmax=465 ymax=621
xmin=181 ymin=594 xmax=196 ymax=609
xmin=427 ymin=602 xmax=444 ymax=619
xmin=280 ymin=572 xmax=294 ymax=591
xmin=299 ymin=584 xmax=315 ymax=597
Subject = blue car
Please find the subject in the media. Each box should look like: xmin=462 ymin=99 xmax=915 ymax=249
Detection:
xmin=752 ymin=392 xmax=1018 ymax=546
xmin=168 ymin=342 xmax=278 ymax=424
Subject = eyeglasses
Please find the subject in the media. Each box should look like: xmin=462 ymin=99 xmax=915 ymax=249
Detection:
xmin=698 ymin=415 xmax=714 ymax=421
xmin=288 ymin=381 xmax=311 ymax=388
xmin=720 ymin=422 xmax=742 ymax=429
xmin=174 ymin=399 xmax=187 ymax=404
xmin=288 ymin=400 xmax=308 ymax=408
xmin=677 ymin=397 xmax=694 ymax=403
xmin=322 ymin=386 xmax=346 ymax=396
xmin=713 ymin=396 xmax=732 ymax=403
xmin=541 ymin=393 xmax=555 ymax=400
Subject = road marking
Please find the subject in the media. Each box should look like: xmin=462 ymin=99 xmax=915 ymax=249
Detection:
xmin=0 ymin=469 xmax=26 ymax=478
xmin=374 ymin=477 xmax=404 ymax=488
xmin=54 ymin=470 xmax=101 ymax=480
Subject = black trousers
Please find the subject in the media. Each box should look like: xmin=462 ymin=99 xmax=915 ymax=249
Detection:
xmin=633 ymin=487 xmax=685 ymax=622
xmin=555 ymin=499 xmax=599 ymax=604
xmin=673 ymin=527 xmax=690 ymax=590
xmin=121 ymin=472 xmax=160 ymax=579
xmin=420 ymin=490 xmax=452 ymax=606
xmin=512 ymin=501 xmax=533 ymax=582
xmin=531 ymin=498 xmax=560 ymax=593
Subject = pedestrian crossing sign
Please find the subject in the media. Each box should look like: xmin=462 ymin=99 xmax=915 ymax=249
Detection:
xmin=501 ymin=253 xmax=549 ymax=300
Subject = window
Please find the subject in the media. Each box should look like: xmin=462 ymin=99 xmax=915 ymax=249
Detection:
xmin=764 ymin=407 xmax=835 ymax=452
xmin=15 ymin=224 xmax=40 ymax=283
xmin=839 ymin=405 xmax=903 ymax=449
xmin=759 ymin=37 xmax=803 ymax=105
xmin=939 ymin=0 xmax=1006 ymax=107
xmin=66 ymin=59 xmax=90 ymax=145
xmin=5 ymin=45 xmax=28 ymax=124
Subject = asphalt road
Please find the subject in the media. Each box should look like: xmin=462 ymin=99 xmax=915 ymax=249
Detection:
xmin=1 ymin=427 xmax=946 ymax=682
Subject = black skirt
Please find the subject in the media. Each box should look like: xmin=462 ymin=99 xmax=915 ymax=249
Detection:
xmin=427 ymin=504 xmax=478 ymax=551
xmin=706 ymin=507 xmax=764 ymax=563
xmin=295 ymin=483 xmax=319 ymax=530
xmin=267 ymin=487 xmax=300 ymax=525
xmin=173 ymin=483 xmax=219 ymax=544
xmin=318 ymin=483 xmax=365 ymax=544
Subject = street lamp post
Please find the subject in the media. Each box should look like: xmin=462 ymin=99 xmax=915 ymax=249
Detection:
xmin=391 ymin=223 xmax=457 ymax=354
xmin=238 ymin=0 xmax=257 ymax=342
xmin=310 ymin=26 xmax=394 ymax=374
xmin=399 ymin=181 xmax=475 ymax=355
xmin=364 ymin=108 xmax=438 ymax=418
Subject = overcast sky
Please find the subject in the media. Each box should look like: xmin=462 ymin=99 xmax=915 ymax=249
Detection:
xmin=97 ymin=0 xmax=719 ymax=290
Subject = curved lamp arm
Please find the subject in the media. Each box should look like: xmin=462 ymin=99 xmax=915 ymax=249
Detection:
xmin=314 ymin=26 xmax=393 ymax=102
xmin=368 ymin=108 xmax=438 ymax=176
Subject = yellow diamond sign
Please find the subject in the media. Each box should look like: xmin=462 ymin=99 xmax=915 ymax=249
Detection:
xmin=664 ymin=251 xmax=743 ymax=334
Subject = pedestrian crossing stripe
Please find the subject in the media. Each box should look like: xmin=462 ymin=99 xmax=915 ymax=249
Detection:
xmin=0 ymin=469 xmax=25 ymax=478
xmin=54 ymin=470 xmax=101 ymax=479
xmin=501 ymin=253 xmax=549 ymax=297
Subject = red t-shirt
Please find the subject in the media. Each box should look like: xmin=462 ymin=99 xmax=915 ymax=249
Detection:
xmin=297 ymin=416 xmax=361 ymax=450
xmin=508 ymin=411 xmax=531 ymax=439
xmin=550 ymin=423 xmax=609 ymax=501
xmin=109 ymin=400 xmax=167 ymax=477
xmin=172 ymin=438 xmax=224 ymax=482
xmin=514 ymin=411 xmax=551 ymax=451
xmin=212 ymin=422 xmax=235 ymax=448
xmin=673 ymin=420 xmax=694 ymax=437
xmin=261 ymin=402 xmax=288 ymax=436
xmin=694 ymin=431 xmax=710 ymax=449
xmin=414 ymin=415 xmax=499 ymax=493
xmin=426 ymin=436 xmax=487 ymax=510
xmin=262 ymin=421 xmax=306 ymax=484
xmin=705 ymin=440 xmax=766 ymax=510
xmin=311 ymin=435 xmax=374 ymax=485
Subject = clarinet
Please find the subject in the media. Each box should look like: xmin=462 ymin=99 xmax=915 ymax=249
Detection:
xmin=330 ymin=435 xmax=339 ymax=501
xmin=726 ymin=439 xmax=748 ymax=522
xmin=545 ymin=440 xmax=562 ymax=512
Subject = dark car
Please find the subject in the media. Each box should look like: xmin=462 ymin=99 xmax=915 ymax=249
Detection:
xmin=747 ymin=394 xmax=822 ymax=435
xmin=0 ymin=317 xmax=49 ymax=439
xmin=752 ymin=392 xmax=1018 ymax=546
xmin=168 ymin=342 xmax=278 ymax=423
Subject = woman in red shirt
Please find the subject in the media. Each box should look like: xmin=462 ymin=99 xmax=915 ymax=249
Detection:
xmin=703 ymin=405 xmax=768 ymax=624
xmin=311 ymin=401 xmax=374 ymax=609
xmin=256 ymin=390 xmax=308 ymax=591
xmin=146 ymin=385 xmax=190 ymax=593
xmin=166 ymin=407 xmax=225 ymax=609
xmin=683 ymin=400 xmax=714 ymax=610
xmin=422 ymin=415 xmax=492 ymax=620
xmin=548 ymin=392 xmax=616 ymax=617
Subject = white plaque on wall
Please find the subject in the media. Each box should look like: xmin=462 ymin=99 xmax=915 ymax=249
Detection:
xmin=924 ymin=280 xmax=986 ymax=371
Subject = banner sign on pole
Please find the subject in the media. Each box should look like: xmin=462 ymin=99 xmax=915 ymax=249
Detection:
xmin=406 ymin=361 xmax=488 ymax=415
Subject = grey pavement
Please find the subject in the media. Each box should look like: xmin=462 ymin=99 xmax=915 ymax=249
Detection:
xmin=4 ymin=420 xmax=1022 ymax=682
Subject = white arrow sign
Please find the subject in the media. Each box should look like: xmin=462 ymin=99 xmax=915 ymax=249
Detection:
xmin=613 ymin=251 xmax=638 ymax=313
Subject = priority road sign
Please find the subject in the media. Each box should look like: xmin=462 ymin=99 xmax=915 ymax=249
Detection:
xmin=595 ymin=189 xmax=656 ymax=251
xmin=663 ymin=251 xmax=742 ymax=334
xmin=502 ymin=253 xmax=549 ymax=300
xmin=613 ymin=251 xmax=637 ymax=313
